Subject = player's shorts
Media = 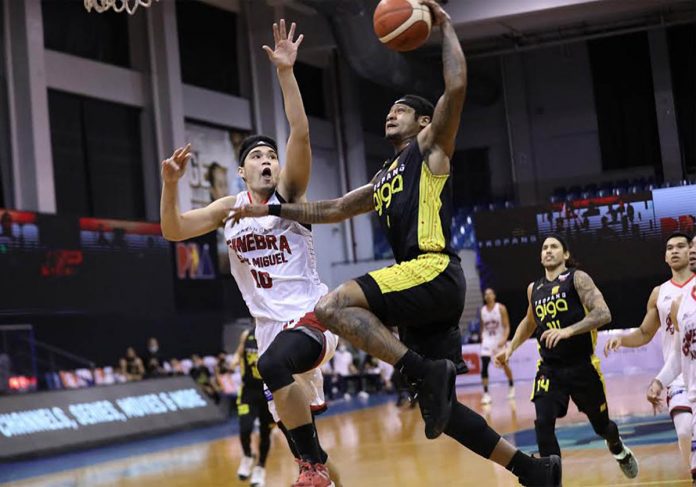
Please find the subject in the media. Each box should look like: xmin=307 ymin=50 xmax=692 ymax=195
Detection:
xmin=667 ymin=374 xmax=692 ymax=416
xmin=480 ymin=339 xmax=504 ymax=358
xmin=531 ymin=356 xmax=608 ymax=418
xmin=256 ymin=311 xmax=338 ymax=422
xmin=237 ymin=386 xmax=274 ymax=426
xmin=355 ymin=252 xmax=465 ymax=368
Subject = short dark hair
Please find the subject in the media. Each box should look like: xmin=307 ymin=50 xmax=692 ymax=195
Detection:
xmin=665 ymin=231 xmax=692 ymax=246
xmin=238 ymin=135 xmax=278 ymax=167
xmin=393 ymin=94 xmax=435 ymax=119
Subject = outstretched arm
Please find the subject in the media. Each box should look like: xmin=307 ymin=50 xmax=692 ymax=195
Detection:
xmin=604 ymin=287 xmax=660 ymax=356
xmin=227 ymin=183 xmax=374 ymax=225
xmin=263 ymin=20 xmax=311 ymax=202
xmin=542 ymin=270 xmax=612 ymax=348
xmin=160 ymin=144 xmax=235 ymax=241
xmin=499 ymin=304 xmax=512 ymax=348
xmin=496 ymin=284 xmax=535 ymax=366
xmin=649 ymin=297 xmax=683 ymax=411
xmin=417 ymin=0 xmax=467 ymax=174
xmin=229 ymin=329 xmax=249 ymax=370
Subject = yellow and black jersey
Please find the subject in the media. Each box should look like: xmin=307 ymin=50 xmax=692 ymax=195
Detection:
xmin=531 ymin=268 xmax=596 ymax=365
xmin=372 ymin=141 xmax=456 ymax=264
xmin=241 ymin=331 xmax=263 ymax=391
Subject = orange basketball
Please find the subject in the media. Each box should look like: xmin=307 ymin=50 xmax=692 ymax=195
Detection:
xmin=373 ymin=0 xmax=432 ymax=52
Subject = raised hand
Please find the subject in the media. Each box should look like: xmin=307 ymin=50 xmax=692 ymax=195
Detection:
xmin=420 ymin=0 xmax=451 ymax=27
xmin=224 ymin=204 xmax=270 ymax=226
xmin=262 ymin=19 xmax=304 ymax=70
xmin=646 ymin=379 xmax=664 ymax=414
xmin=494 ymin=346 xmax=511 ymax=368
xmin=161 ymin=143 xmax=192 ymax=184
xmin=603 ymin=336 xmax=622 ymax=357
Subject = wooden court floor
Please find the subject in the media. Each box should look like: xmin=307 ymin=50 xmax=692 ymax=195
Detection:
xmin=4 ymin=373 xmax=690 ymax=487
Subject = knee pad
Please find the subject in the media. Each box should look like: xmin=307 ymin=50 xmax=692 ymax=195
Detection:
xmin=258 ymin=348 xmax=295 ymax=392
xmin=444 ymin=403 xmax=500 ymax=457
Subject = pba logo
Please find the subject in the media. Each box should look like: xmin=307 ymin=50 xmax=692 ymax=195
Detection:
xmin=176 ymin=242 xmax=215 ymax=280
xmin=462 ymin=353 xmax=480 ymax=374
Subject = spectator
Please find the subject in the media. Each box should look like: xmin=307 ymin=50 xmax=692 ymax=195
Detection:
xmin=145 ymin=337 xmax=164 ymax=378
xmin=123 ymin=347 xmax=144 ymax=381
xmin=169 ymin=358 xmax=185 ymax=376
xmin=114 ymin=358 xmax=128 ymax=383
xmin=333 ymin=341 xmax=358 ymax=399
xmin=190 ymin=354 xmax=220 ymax=403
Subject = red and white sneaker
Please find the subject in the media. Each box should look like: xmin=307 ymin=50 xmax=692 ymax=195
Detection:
xmin=292 ymin=460 xmax=335 ymax=487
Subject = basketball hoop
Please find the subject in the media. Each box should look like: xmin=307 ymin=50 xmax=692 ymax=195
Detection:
xmin=84 ymin=0 xmax=159 ymax=15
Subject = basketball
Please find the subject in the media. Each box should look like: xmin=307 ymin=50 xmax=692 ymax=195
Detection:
xmin=373 ymin=0 xmax=432 ymax=52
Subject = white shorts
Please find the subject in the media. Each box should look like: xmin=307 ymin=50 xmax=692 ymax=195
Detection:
xmin=256 ymin=312 xmax=338 ymax=422
xmin=668 ymin=375 xmax=693 ymax=416
xmin=480 ymin=338 xmax=503 ymax=358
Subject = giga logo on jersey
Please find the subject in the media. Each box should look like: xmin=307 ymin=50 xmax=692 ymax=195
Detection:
xmin=373 ymin=163 xmax=405 ymax=216
xmin=534 ymin=293 xmax=569 ymax=322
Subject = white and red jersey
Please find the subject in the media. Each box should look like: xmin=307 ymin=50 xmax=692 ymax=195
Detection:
xmin=676 ymin=286 xmax=696 ymax=402
xmin=224 ymin=191 xmax=328 ymax=324
xmin=480 ymin=303 xmax=505 ymax=357
xmin=657 ymin=275 xmax=696 ymax=388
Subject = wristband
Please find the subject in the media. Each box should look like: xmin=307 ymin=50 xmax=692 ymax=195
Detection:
xmin=268 ymin=204 xmax=281 ymax=216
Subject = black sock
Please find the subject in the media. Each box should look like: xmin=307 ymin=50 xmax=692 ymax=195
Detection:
xmin=395 ymin=349 xmax=426 ymax=381
xmin=508 ymin=379 xmax=514 ymax=387
xmin=483 ymin=384 xmax=489 ymax=393
xmin=506 ymin=450 xmax=536 ymax=477
xmin=289 ymin=423 xmax=322 ymax=464
xmin=602 ymin=420 xmax=624 ymax=455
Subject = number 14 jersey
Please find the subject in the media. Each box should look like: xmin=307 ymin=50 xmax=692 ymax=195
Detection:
xmin=224 ymin=191 xmax=328 ymax=322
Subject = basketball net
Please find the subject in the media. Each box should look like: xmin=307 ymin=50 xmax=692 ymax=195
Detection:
xmin=84 ymin=0 xmax=159 ymax=15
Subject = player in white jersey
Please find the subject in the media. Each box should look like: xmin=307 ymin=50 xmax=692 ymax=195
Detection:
xmin=647 ymin=234 xmax=696 ymax=485
xmin=605 ymin=232 xmax=695 ymax=470
xmin=160 ymin=20 xmax=338 ymax=487
xmin=479 ymin=288 xmax=514 ymax=404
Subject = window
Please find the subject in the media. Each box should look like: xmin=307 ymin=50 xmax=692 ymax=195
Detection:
xmin=42 ymin=0 xmax=130 ymax=67
xmin=588 ymin=32 xmax=662 ymax=174
xmin=176 ymin=0 xmax=239 ymax=95
xmin=48 ymin=91 xmax=145 ymax=219
xmin=668 ymin=23 xmax=696 ymax=174
xmin=294 ymin=62 xmax=327 ymax=119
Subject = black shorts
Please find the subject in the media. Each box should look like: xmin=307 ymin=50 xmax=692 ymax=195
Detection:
xmin=531 ymin=357 xmax=608 ymax=418
xmin=355 ymin=253 xmax=465 ymax=367
xmin=237 ymin=387 xmax=274 ymax=425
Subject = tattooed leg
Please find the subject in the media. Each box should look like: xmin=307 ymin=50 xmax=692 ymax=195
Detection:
xmin=314 ymin=281 xmax=407 ymax=365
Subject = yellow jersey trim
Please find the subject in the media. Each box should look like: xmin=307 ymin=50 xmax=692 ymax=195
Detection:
xmin=417 ymin=162 xmax=448 ymax=253
xmin=369 ymin=253 xmax=450 ymax=294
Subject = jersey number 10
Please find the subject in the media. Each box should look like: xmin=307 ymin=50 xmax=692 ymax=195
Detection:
xmin=251 ymin=269 xmax=273 ymax=289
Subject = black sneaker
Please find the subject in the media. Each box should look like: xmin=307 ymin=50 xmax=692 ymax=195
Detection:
xmin=518 ymin=454 xmax=562 ymax=487
xmin=417 ymin=359 xmax=456 ymax=439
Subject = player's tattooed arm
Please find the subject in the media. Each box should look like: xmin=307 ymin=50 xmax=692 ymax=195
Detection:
xmin=542 ymin=271 xmax=611 ymax=348
xmin=227 ymin=183 xmax=374 ymax=225
xmin=567 ymin=270 xmax=613 ymax=335
xmin=417 ymin=1 xmax=466 ymax=173
xmin=280 ymin=184 xmax=374 ymax=223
